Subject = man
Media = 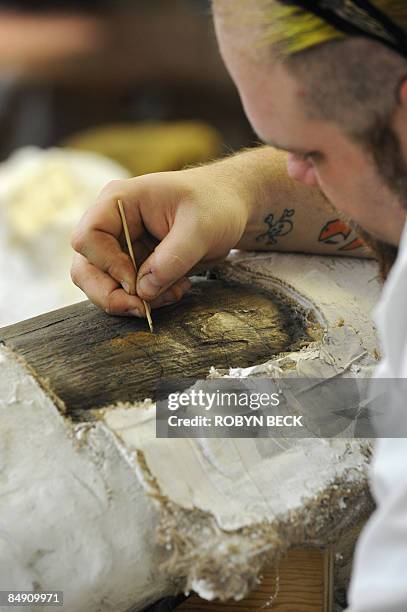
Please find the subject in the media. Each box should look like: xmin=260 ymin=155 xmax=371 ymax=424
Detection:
xmin=71 ymin=1 xmax=407 ymax=610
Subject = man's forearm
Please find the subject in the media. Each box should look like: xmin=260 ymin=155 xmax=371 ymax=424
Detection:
xmin=212 ymin=146 xmax=368 ymax=257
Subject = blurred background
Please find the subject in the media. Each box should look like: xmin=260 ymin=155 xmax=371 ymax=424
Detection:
xmin=0 ymin=0 xmax=256 ymax=326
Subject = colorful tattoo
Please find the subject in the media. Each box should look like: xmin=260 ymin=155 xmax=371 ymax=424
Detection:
xmin=339 ymin=237 xmax=365 ymax=251
xmin=256 ymin=208 xmax=295 ymax=245
xmin=319 ymin=219 xmax=364 ymax=251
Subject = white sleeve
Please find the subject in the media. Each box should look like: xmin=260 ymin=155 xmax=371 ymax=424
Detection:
xmin=346 ymin=437 xmax=407 ymax=612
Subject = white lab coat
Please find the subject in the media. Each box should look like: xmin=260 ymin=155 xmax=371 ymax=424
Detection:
xmin=347 ymin=219 xmax=407 ymax=611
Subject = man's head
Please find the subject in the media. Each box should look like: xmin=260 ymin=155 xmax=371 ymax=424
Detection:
xmin=213 ymin=0 xmax=407 ymax=248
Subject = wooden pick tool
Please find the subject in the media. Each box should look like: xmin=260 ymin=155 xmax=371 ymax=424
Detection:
xmin=117 ymin=199 xmax=154 ymax=333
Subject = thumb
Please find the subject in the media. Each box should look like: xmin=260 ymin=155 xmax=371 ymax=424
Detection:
xmin=136 ymin=216 xmax=208 ymax=300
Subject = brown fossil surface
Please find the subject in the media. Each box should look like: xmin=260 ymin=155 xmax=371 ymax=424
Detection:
xmin=1 ymin=279 xmax=311 ymax=419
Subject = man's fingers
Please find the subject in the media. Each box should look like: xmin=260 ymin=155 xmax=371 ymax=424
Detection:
xmin=73 ymin=229 xmax=138 ymax=294
xmin=71 ymin=187 xmax=145 ymax=294
xmin=71 ymin=254 xmax=191 ymax=316
xmin=136 ymin=216 xmax=207 ymax=300
xmin=72 ymin=178 xmax=208 ymax=307
xmin=189 ymin=256 xmax=228 ymax=275
xmin=149 ymin=277 xmax=192 ymax=308
xmin=71 ymin=253 xmax=147 ymax=317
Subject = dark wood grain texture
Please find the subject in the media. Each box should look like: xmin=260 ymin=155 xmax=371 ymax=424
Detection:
xmin=1 ymin=280 xmax=309 ymax=418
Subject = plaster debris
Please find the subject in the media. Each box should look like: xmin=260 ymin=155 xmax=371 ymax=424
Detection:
xmin=0 ymin=346 xmax=173 ymax=612
xmin=0 ymin=147 xmax=130 ymax=326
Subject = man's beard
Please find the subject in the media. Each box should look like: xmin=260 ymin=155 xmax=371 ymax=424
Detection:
xmin=367 ymin=119 xmax=407 ymax=212
xmin=351 ymin=224 xmax=398 ymax=281
xmin=351 ymin=120 xmax=407 ymax=280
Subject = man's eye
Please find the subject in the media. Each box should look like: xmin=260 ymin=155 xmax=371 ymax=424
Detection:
xmin=298 ymin=151 xmax=323 ymax=164
xmin=297 ymin=152 xmax=313 ymax=161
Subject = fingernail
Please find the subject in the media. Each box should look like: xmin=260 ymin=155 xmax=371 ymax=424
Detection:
xmin=121 ymin=281 xmax=130 ymax=294
xmin=128 ymin=308 xmax=142 ymax=318
xmin=138 ymin=273 xmax=161 ymax=299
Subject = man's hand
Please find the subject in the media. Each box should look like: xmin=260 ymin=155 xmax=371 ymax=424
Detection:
xmin=71 ymin=166 xmax=249 ymax=317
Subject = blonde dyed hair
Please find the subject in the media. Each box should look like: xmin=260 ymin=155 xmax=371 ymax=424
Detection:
xmin=213 ymin=0 xmax=407 ymax=57
xmin=260 ymin=3 xmax=342 ymax=56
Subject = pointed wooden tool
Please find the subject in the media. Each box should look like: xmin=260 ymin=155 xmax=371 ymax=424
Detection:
xmin=117 ymin=199 xmax=153 ymax=333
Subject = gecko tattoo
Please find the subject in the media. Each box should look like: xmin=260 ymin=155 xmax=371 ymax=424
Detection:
xmin=256 ymin=208 xmax=295 ymax=245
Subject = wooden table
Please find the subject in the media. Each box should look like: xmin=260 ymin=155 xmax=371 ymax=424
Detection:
xmin=178 ymin=548 xmax=333 ymax=612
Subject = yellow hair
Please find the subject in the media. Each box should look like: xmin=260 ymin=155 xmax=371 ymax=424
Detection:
xmin=214 ymin=0 xmax=407 ymax=57
xmin=261 ymin=4 xmax=341 ymax=56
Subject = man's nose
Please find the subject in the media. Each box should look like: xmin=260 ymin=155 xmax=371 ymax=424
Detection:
xmin=286 ymin=153 xmax=319 ymax=187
